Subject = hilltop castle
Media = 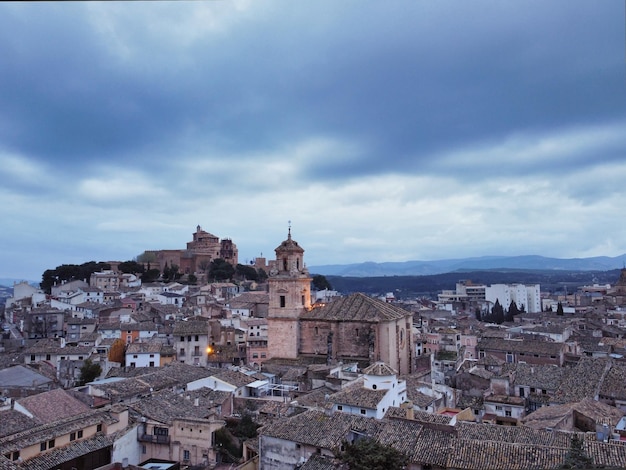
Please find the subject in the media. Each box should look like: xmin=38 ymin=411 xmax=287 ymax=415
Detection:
xmin=144 ymin=225 xmax=238 ymax=275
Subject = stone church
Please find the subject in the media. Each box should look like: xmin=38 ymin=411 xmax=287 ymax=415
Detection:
xmin=267 ymin=230 xmax=414 ymax=375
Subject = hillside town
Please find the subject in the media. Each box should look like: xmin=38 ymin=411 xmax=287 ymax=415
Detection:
xmin=1 ymin=227 xmax=626 ymax=470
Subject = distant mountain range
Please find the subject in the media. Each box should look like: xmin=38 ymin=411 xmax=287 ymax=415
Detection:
xmin=2 ymin=254 xmax=624 ymax=286
xmin=309 ymin=254 xmax=626 ymax=277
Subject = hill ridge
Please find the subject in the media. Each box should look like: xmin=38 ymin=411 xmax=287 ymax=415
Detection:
xmin=310 ymin=254 xmax=626 ymax=277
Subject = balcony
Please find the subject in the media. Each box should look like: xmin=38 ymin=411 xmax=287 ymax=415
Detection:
xmin=137 ymin=429 xmax=170 ymax=444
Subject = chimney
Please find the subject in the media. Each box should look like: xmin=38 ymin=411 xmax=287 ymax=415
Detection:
xmin=400 ymin=401 xmax=414 ymax=420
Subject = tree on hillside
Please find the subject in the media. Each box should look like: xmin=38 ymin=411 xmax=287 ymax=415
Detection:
xmin=336 ymin=438 xmax=408 ymax=470
xmin=78 ymin=261 xmax=111 ymax=282
xmin=163 ymin=263 xmax=182 ymax=282
xmin=209 ymin=259 xmax=235 ymax=281
xmin=41 ymin=261 xmax=111 ymax=294
xmin=505 ymin=300 xmax=519 ymax=322
xmin=136 ymin=251 xmax=156 ymax=263
xmin=108 ymin=339 xmax=126 ymax=365
xmin=141 ymin=266 xmax=161 ymax=283
xmin=214 ymin=427 xmax=242 ymax=461
xmin=491 ymin=299 xmax=505 ymax=324
xmin=118 ymin=260 xmax=145 ymax=274
xmin=312 ymin=274 xmax=332 ymax=291
xmin=235 ymin=264 xmax=258 ymax=281
xmin=475 ymin=308 xmax=482 ymax=321
xmin=233 ymin=413 xmax=260 ymax=440
xmin=556 ymin=301 xmax=564 ymax=316
xmin=79 ymin=359 xmax=102 ymax=386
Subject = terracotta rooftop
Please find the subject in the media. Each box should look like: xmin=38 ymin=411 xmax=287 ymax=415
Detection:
xmin=292 ymin=386 xmax=336 ymax=409
xmin=484 ymin=395 xmax=526 ymax=406
xmin=553 ymin=357 xmax=610 ymax=404
xmin=328 ymin=380 xmax=387 ymax=409
xmin=447 ymin=439 xmax=566 ymax=470
xmin=184 ymin=387 xmax=231 ymax=406
xmin=298 ymin=454 xmax=337 ymax=470
xmin=0 ymin=409 xmax=40 ymax=438
xmin=16 ymin=433 xmax=115 ymax=470
xmin=211 ymin=369 xmax=257 ymax=388
xmin=385 ymin=407 xmax=453 ymax=425
xmin=128 ymin=389 xmax=213 ymax=424
xmin=260 ymin=409 xmax=423 ymax=456
xmin=456 ymin=395 xmax=484 ymax=410
xmin=454 ymin=421 xmax=572 ymax=448
xmin=0 ymin=408 xmax=118 ymax=457
xmin=468 ymin=366 xmax=494 ymax=380
xmin=301 ymin=293 xmax=411 ymax=322
xmin=20 ymin=339 xmax=94 ymax=358
xmin=259 ymin=407 xmax=626 ymax=469
xmin=172 ymin=319 xmax=210 ymax=336
xmin=599 ymin=361 xmax=626 ymax=401
xmin=477 ymin=337 xmax=564 ymax=356
xmin=521 ymin=397 xmax=625 ymax=431
xmin=95 ymin=362 xmax=215 ymax=400
xmin=506 ymin=363 xmax=566 ymax=391
xmin=118 ymin=322 xmax=162 ymax=332
xmin=411 ymin=426 xmax=454 ymax=467
xmin=362 ymin=362 xmax=397 ymax=376
xmin=17 ymin=389 xmax=91 ymax=424
xmin=126 ymin=341 xmax=163 ymax=354
xmin=476 ymin=354 xmax=504 ymax=367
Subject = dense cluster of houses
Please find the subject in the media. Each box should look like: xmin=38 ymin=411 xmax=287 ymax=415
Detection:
xmin=1 ymin=228 xmax=626 ymax=469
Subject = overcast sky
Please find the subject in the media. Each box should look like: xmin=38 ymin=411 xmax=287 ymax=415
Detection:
xmin=1 ymin=1 xmax=625 ymax=282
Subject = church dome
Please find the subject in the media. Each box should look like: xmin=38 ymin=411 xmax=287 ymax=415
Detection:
xmin=275 ymin=228 xmax=304 ymax=254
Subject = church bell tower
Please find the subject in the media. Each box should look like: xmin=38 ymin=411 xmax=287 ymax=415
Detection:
xmin=267 ymin=227 xmax=311 ymax=360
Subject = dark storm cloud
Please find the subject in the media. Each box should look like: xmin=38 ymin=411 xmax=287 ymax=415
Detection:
xmin=1 ymin=1 xmax=622 ymax=176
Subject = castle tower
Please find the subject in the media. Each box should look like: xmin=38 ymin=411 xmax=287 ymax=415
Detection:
xmin=267 ymin=228 xmax=311 ymax=360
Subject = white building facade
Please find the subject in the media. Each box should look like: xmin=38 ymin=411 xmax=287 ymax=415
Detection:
xmin=485 ymin=284 xmax=541 ymax=313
